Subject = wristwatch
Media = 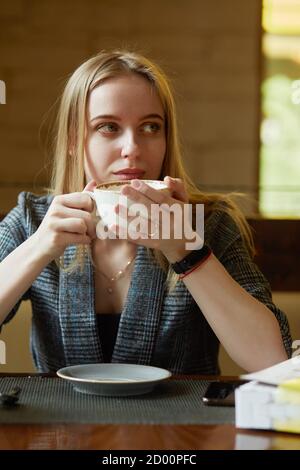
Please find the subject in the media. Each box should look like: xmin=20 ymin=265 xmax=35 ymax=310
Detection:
xmin=171 ymin=245 xmax=212 ymax=274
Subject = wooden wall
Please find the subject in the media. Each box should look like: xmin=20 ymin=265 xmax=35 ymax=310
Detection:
xmin=0 ymin=0 xmax=261 ymax=213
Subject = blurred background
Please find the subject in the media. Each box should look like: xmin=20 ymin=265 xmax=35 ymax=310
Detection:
xmin=0 ymin=0 xmax=299 ymax=374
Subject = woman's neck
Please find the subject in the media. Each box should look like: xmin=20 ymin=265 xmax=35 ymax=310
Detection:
xmin=91 ymin=237 xmax=137 ymax=260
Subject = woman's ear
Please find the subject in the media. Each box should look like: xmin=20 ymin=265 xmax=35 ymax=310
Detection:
xmin=68 ymin=141 xmax=75 ymax=157
xmin=68 ymin=129 xmax=77 ymax=157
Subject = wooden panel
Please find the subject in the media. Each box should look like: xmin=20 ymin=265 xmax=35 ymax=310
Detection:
xmin=0 ymin=0 xmax=262 ymax=211
xmin=249 ymin=219 xmax=300 ymax=291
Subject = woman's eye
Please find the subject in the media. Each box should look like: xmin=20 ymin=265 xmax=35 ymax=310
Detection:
xmin=142 ymin=122 xmax=161 ymax=133
xmin=97 ymin=123 xmax=119 ymax=133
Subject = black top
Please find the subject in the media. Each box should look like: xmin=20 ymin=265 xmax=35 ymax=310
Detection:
xmin=96 ymin=314 xmax=121 ymax=363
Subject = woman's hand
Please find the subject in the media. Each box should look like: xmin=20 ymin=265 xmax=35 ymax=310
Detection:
xmin=110 ymin=176 xmax=202 ymax=263
xmin=32 ymin=181 xmax=97 ymax=261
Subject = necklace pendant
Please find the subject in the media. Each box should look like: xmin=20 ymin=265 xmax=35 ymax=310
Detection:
xmin=107 ymin=287 xmax=113 ymax=294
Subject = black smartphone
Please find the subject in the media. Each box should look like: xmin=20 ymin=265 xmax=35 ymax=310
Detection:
xmin=202 ymin=381 xmax=244 ymax=406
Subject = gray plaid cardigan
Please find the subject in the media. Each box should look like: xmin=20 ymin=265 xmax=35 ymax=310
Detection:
xmin=0 ymin=192 xmax=291 ymax=373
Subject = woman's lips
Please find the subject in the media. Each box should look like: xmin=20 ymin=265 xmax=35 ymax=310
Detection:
xmin=113 ymin=172 xmax=145 ymax=180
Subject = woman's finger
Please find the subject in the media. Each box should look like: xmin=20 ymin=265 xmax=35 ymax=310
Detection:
xmin=53 ymin=207 xmax=96 ymax=239
xmin=53 ymin=217 xmax=90 ymax=236
xmin=54 ymin=192 xmax=95 ymax=212
xmin=164 ymin=176 xmax=188 ymax=202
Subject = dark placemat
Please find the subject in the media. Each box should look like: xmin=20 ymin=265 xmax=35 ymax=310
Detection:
xmin=0 ymin=377 xmax=235 ymax=425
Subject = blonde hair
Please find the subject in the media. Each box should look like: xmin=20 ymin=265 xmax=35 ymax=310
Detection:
xmin=49 ymin=50 xmax=254 ymax=292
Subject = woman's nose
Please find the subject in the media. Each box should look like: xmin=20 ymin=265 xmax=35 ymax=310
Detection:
xmin=120 ymin=131 xmax=140 ymax=159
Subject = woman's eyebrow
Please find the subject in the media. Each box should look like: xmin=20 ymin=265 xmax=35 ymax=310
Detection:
xmin=90 ymin=113 xmax=164 ymax=123
xmin=140 ymin=113 xmax=164 ymax=121
xmin=90 ymin=114 xmax=121 ymax=123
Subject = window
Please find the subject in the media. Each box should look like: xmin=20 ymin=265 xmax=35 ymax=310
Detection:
xmin=260 ymin=0 xmax=300 ymax=217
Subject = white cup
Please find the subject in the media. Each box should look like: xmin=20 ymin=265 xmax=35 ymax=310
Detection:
xmin=85 ymin=180 xmax=169 ymax=234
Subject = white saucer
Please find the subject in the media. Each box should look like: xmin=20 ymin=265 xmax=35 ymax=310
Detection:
xmin=57 ymin=363 xmax=172 ymax=396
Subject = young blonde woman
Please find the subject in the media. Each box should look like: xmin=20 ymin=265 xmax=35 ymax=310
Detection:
xmin=0 ymin=50 xmax=291 ymax=373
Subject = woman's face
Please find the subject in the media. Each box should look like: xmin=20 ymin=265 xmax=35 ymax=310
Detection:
xmin=84 ymin=73 xmax=167 ymax=184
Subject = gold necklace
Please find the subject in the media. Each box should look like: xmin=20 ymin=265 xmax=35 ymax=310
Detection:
xmin=96 ymin=254 xmax=136 ymax=294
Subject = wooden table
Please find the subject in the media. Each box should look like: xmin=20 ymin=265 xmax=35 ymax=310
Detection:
xmin=0 ymin=374 xmax=299 ymax=450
